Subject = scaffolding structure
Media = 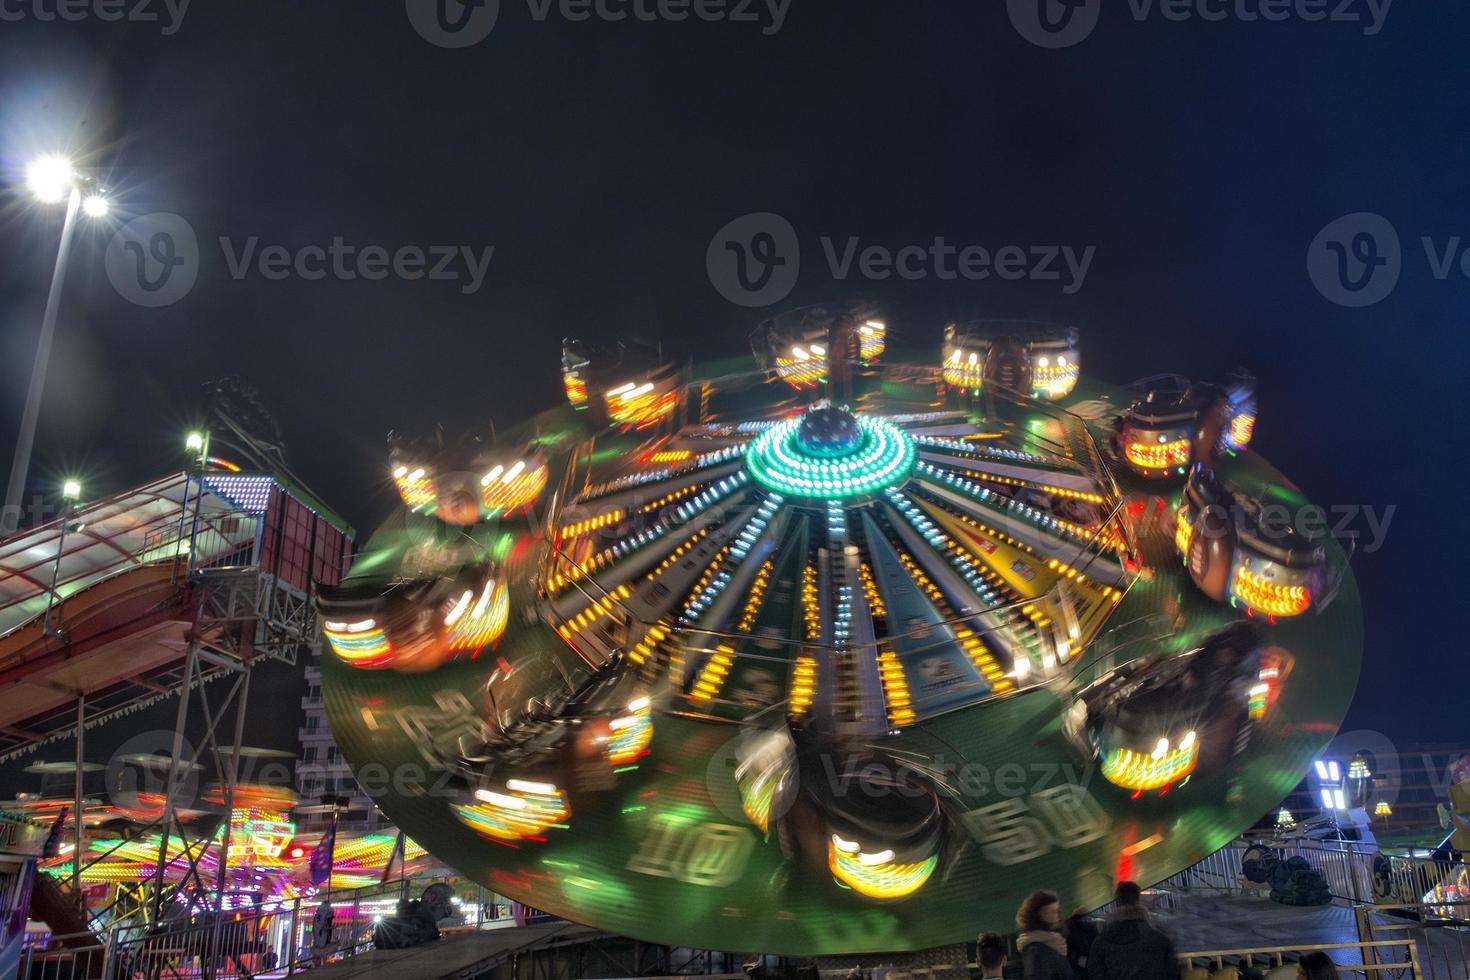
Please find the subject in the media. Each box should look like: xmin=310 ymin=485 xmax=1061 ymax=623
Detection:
xmin=0 ymin=458 xmax=352 ymax=972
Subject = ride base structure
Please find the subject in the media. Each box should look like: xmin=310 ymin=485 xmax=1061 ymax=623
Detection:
xmin=320 ymin=325 xmax=1362 ymax=956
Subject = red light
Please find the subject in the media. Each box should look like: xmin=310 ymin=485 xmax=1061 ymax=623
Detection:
xmin=289 ymin=846 xmax=305 ymax=859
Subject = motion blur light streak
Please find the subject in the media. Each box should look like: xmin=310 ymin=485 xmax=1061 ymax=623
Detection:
xmin=828 ymin=838 xmax=938 ymax=900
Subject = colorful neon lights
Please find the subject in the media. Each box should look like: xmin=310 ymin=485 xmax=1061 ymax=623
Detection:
xmin=606 ymin=381 xmax=677 ymax=429
xmin=1230 ymin=564 xmax=1311 ymax=618
xmin=1101 ymin=733 xmax=1199 ymax=792
xmin=775 ymin=345 xmax=827 ymax=387
xmin=1124 ymin=438 xmax=1190 ymax=472
xmin=877 ymin=648 xmax=915 ymax=726
xmin=745 ymin=414 xmax=915 ymax=499
xmin=828 ymin=837 xmax=937 ymax=900
xmin=452 ymin=782 xmax=570 ymax=842
xmin=605 ymin=697 xmax=654 ymax=765
xmin=324 ymin=618 xmax=393 ymax=668
xmin=1031 ymin=355 xmax=1079 ymax=400
xmin=391 ymin=465 xmax=436 ymax=509
xmin=942 ymin=347 xmax=984 ymax=390
xmin=479 ymin=460 xmax=548 ymax=516
xmin=445 ymin=577 xmax=510 ymax=652
xmin=1227 ymin=412 xmax=1256 ymax=452
xmin=859 ymin=320 xmax=886 ymax=362
xmin=1174 ymin=507 xmax=1195 ymax=557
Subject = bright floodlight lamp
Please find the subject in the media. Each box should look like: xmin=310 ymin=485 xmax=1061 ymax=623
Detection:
xmin=61 ymin=479 xmax=81 ymax=502
xmin=81 ymin=193 xmax=110 ymax=218
xmin=185 ymin=432 xmax=206 ymax=453
xmin=25 ymin=154 xmax=75 ymax=204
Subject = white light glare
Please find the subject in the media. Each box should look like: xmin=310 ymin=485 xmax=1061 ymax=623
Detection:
xmin=82 ymin=193 xmax=109 ymax=218
xmin=26 ymin=154 xmax=75 ymax=203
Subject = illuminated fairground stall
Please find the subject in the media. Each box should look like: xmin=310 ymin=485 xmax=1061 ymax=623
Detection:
xmin=0 ymin=810 xmax=48 ymax=976
xmin=7 ymin=780 xmax=450 ymax=967
xmin=316 ymin=310 xmax=1362 ymax=954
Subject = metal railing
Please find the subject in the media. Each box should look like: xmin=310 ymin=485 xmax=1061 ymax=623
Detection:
xmin=1179 ymin=940 xmax=1421 ymax=978
xmin=1145 ymin=839 xmax=1467 ymax=908
xmin=17 ymin=872 xmax=513 ymax=979
xmin=1355 ymin=900 xmax=1470 ymax=980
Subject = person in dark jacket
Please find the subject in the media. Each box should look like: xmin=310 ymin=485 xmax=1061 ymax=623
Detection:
xmin=1065 ymin=907 xmax=1101 ymax=975
xmin=1087 ymin=881 xmax=1180 ymax=980
xmin=1016 ymin=889 xmax=1078 ymax=980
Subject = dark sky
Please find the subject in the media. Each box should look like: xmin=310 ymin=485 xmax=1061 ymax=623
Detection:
xmin=0 ymin=0 xmax=1464 ymax=775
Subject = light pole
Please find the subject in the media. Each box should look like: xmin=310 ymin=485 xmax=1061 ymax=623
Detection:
xmin=42 ymin=478 xmax=82 ymax=636
xmin=2 ymin=156 xmax=111 ymax=534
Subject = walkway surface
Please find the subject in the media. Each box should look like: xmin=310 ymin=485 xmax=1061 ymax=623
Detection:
xmin=1164 ymin=893 xmax=1469 ymax=975
xmin=289 ymin=921 xmax=605 ymax=979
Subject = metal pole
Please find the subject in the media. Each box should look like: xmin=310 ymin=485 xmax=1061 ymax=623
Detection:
xmin=204 ymin=669 xmax=250 ymax=980
xmin=3 ymin=186 xmax=81 ymax=534
xmin=150 ymin=646 xmax=197 ymax=922
xmin=73 ymin=695 xmax=84 ymax=899
xmin=43 ymin=498 xmax=72 ymax=634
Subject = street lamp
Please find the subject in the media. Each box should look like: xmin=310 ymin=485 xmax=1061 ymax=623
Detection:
xmin=2 ymin=156 xmax=113 ymax=535
xmin=42 ymin=478 xmax=83 ymax=635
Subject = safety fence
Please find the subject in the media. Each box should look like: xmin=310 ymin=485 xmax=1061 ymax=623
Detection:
xmin=17 ymin=872 xmax=515 ymax=979
xmin=1179 ymin=939 xmax=1421 ymax=979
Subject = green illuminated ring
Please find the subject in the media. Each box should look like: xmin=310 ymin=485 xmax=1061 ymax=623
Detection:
xmin=745 ymin=415 xmax=915 ymax=498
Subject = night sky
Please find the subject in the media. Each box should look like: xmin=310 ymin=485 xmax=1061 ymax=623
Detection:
xmin=0 ymin=0 xmax=1464 ymax=781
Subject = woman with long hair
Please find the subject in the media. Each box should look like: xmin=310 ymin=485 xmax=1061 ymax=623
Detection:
xmin=1015 ymin=890 xmax=1077 ymax=980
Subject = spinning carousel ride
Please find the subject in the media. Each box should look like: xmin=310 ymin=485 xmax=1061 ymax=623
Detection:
xmin=317 ymin=313 xmax=1361 ymax=954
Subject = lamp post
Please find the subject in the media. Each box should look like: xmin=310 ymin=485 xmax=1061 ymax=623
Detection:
xmin=2 ymin=156 xmax=111 ymax=534
xmin=42 ymin=478 xmax=82 ymax=636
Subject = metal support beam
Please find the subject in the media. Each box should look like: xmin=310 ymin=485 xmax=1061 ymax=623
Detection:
xmin=204 ymin=667 xmax=250 ymax=980
xmin=72 ymin=694 xmax=83 ymax=898
xmin=150 ymin=644 xmax=198 ymax=923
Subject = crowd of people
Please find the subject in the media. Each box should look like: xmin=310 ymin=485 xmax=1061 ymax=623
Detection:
xmin=978 ymin=882 xmax=1343 ymax=980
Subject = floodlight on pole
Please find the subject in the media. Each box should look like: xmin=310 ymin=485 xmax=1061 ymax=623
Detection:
xmin=25 ymin=155 xmax=75 ymax=204
xmin=2 ymin=155 xmax=118 ymax=534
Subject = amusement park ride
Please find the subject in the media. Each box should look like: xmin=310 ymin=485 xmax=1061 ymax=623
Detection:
xmin=317 ymin=307 xmax=1365 ymax=955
